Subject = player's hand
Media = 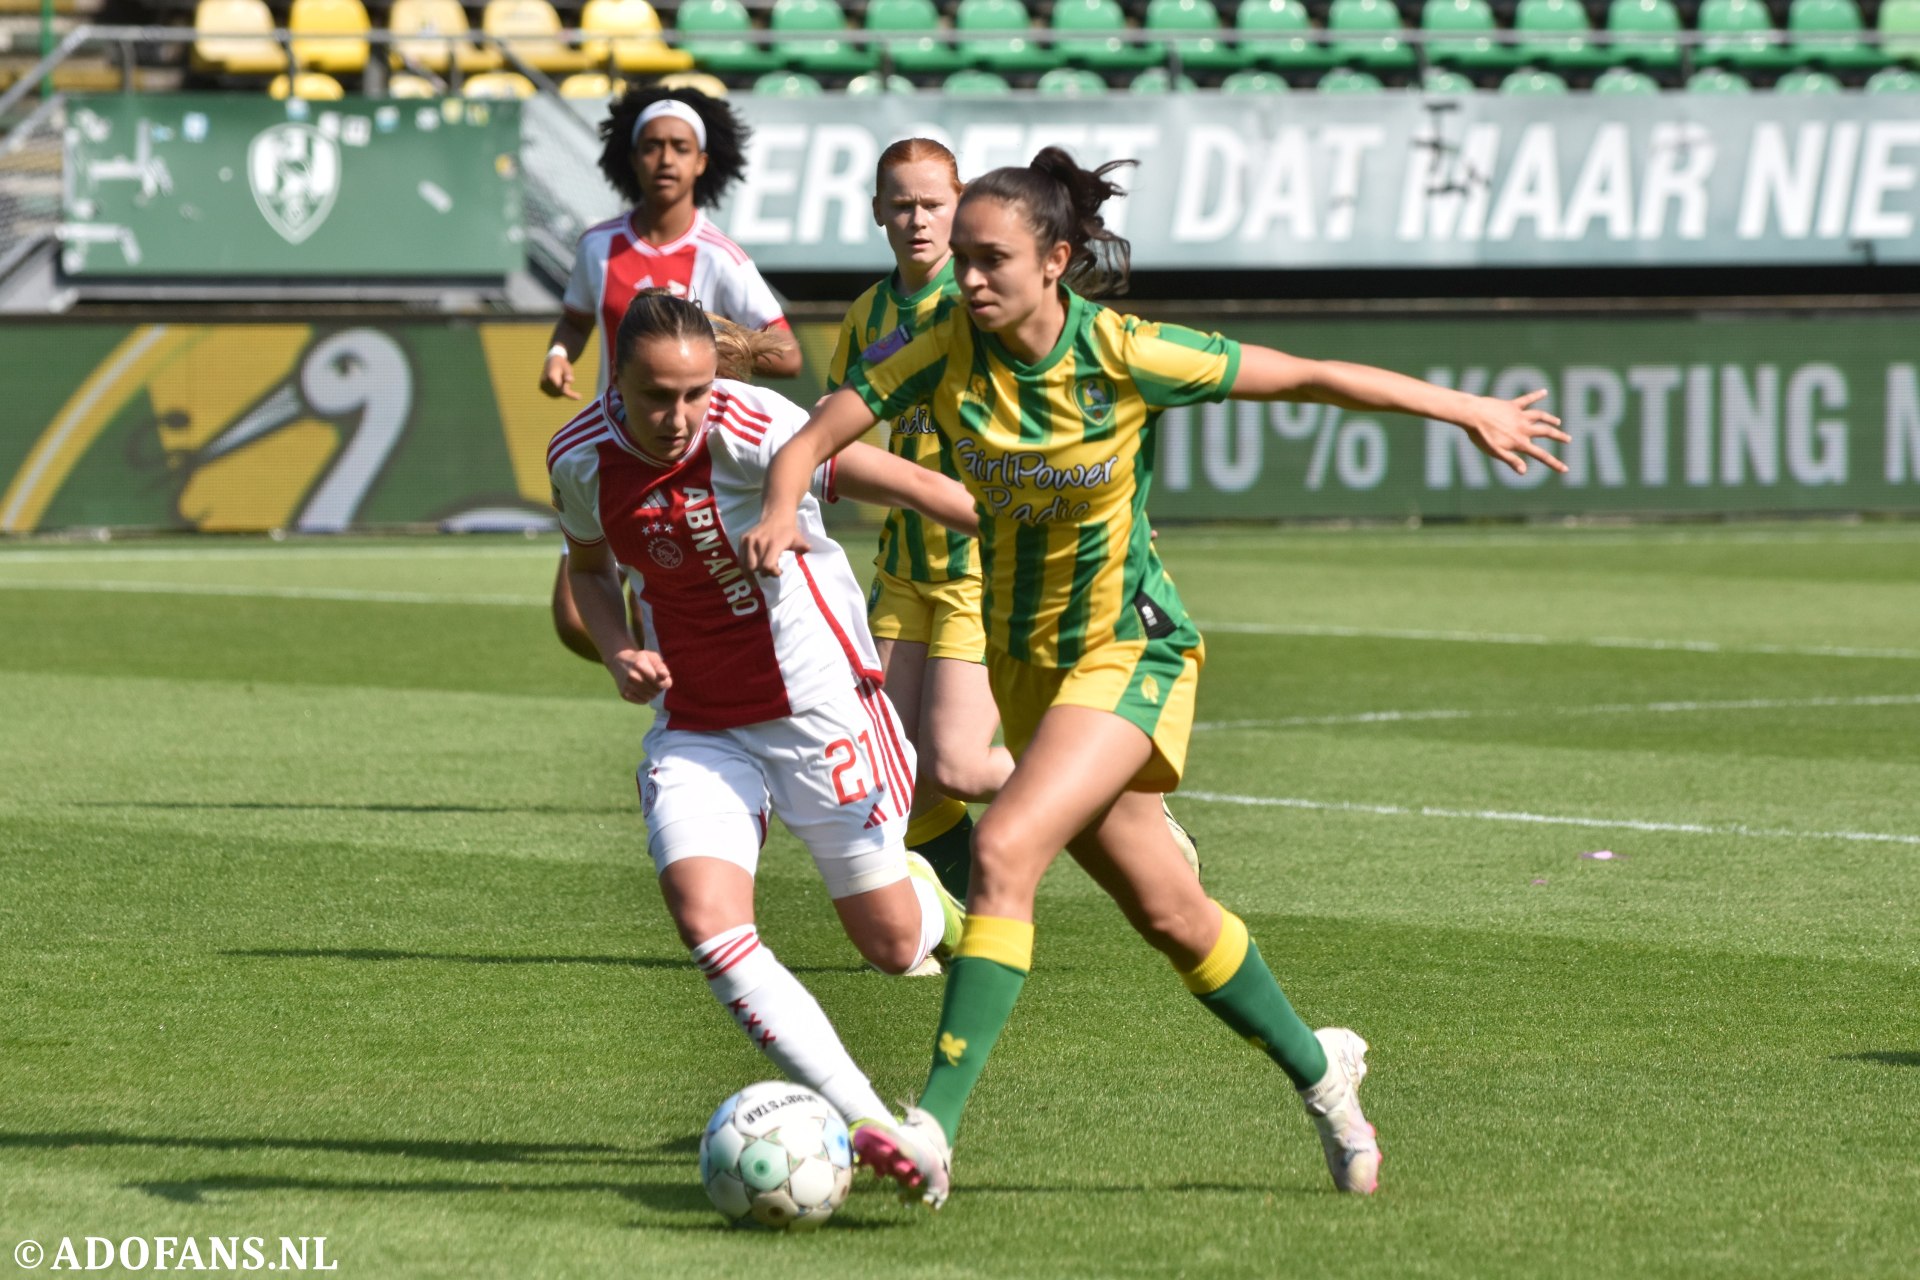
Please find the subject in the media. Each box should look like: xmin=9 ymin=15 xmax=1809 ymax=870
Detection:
xmin=741 ymin=515 xmax=810 ymax=577
xmin=1461 ymin=389 xmax=1568 ymax=476
xmin=541 ymin=355 xmax=581 ymax=401
xmin=607 ymin=648 xmax=671 ymax=704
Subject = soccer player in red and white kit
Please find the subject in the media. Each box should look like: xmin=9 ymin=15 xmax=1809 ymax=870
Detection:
xmin=541 ymin=86 xmax=801 ymax=663
xmin=548 ymin=290 xmax=976 ymax=1136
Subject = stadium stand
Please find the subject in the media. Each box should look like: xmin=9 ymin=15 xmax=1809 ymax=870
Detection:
xmin=580 ymin=0 xmax=696 ymax=72
xmin=288 ymin=0 xmax=370 ymax=74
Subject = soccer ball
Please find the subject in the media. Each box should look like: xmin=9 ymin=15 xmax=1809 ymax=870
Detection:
xmin=699 ymin=1082 xmax=854 ymax=1231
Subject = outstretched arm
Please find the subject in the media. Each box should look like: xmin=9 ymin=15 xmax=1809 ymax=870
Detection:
xmin=834 ymin=442 xmax=980 ymax=539
xmin=741 ymin=388 xmax=881 ymax=576
xmin=1232 ymin=345 xmax=1571 ymax=476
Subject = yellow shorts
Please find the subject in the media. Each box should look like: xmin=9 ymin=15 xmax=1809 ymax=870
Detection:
xmin=866 ymin=567 xmax=988 ymax=664
xmin=986 ymin=634 xmax=1205 ymax=792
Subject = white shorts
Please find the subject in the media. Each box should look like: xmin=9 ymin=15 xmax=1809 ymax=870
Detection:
xmin=638 ymin=678 xmax=918 ymax=898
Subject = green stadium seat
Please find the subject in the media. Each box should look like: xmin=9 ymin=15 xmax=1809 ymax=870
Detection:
xmin=1696 ymin=0 xmax=1794 ymax=69
xmin=1606 ymin=0 xmax=1680 ymax=68
xmin=677 ymin=0 xmax=780 ymax=74
xmin=753 ymin=68 xmax=826 ymax=92
xmin=1420 ymin=65 xmax=1477 ymax=89
xmin=1685 ymin=64 xmax=1752 ymax=89
xmin=865 ymin=0 xmax=965 ymax=74
xmin=943 ymin=67 xmax=1013 ymax=90
xmin=1881 ymin=0 xmax=1920 ymax=64
xmin=1326 ymin=0 xmax=1414 ymax=70
xmin=1867 ymin=62 xmax=1920 ymax=87
xmin=1513 ymin=0 xmax=1610 ymax=68
xmin=1421 ymin=0 xmax=1514 ymax=70
xmin=1145 ymin=0 xmax=1245 ymax=70
xmin=1131 ymin=64 xmax=1202 ymax=87
xmin=954 ymin=0 xmax=1057 ymax=71
xmin=1774 ymin=64 xmax=1844 ymax=88
xmin=1787 ymin=0 xmax=1885 ymax=68
xmin=1593 ymin=63 xmax=1660 ymax=89
xmin=1236 ymin=0 xmax=1335 ymax=69
xmin=771 ymin=0 xmax=876 ymax=75
xmin=1500 ymin=64 xmax=1570 ymax=89
xmin=1053 ymin=0 xmax=1160 ymax=70
xmin=1220 ymin=66 xmax=1291 ymax=88
xmin=1036 ymin=64 xmax=1112 ymax=90
xmin=845 ymin=69 xmax=918 ymax=90
xmin=1317 ymin=63 xmax=1386 ymax=88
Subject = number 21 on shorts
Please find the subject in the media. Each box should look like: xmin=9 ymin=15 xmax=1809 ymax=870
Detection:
xmin=823 ymin=734 xmax=879 ymax=806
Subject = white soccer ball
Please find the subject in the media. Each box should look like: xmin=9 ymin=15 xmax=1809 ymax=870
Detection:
xmin=699 ymin=1081 xmax=854 ymax=1231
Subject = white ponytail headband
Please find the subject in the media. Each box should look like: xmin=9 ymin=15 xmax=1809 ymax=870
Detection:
xmin=632 ymin=100 xmax=708 ymax=152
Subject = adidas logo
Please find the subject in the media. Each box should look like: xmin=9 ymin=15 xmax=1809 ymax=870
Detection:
xmin=861 ymin=804 xmax=886 ymax=830
xmin=636 ymin=485 xmax=671 ymax=512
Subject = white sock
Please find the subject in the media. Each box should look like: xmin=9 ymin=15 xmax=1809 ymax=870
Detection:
xmin=692 ymin=925 xmax=892 ymax=1126
xmin=907 ymin=873 xmax=946 ymax=964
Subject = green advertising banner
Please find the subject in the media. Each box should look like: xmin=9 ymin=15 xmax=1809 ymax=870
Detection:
xmin=61 ymin=95 xmax=526 ymax=277
xmin=1 ymin=314 xmax=1916 ymax=536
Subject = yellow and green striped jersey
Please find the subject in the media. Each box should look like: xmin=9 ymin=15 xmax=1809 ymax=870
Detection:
xmin=842 ymin=288 xmax=1242 ymax=668
xmin=827 ymin=260 xmax=979 ymax=584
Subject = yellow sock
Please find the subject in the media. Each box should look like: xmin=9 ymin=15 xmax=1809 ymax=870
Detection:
xmin=905 ymin=796 xmax=969 ymax=849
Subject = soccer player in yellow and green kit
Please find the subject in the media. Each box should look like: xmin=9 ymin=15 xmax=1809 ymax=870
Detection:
xmin=744 ymin=148 xmax=1571 ymax=1208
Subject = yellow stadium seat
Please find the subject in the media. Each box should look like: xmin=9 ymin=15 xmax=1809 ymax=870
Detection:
xmin=462 ymin=68 xmax=539 ymax=95
xmin=656 ymin=69 xmax=728 ymax=94
xmin=482 ymin=0 xmax=596 ymax=73
xmin=387 ymin=71 xmax=443 ymax=94
xmin=559 ymin=70 xmax=616 ymax=95
xmin=269 ymin=70 xmax=347 ymax=97
xmin=192 ymin=0 xmax=288 ymax=76
xmin=290 ymin=0 xmax=371 ymax=73
xmin=389 ymin=0 xmax=503 ymax=73
xmin=581 ymin=0 xmax=696 ymax=72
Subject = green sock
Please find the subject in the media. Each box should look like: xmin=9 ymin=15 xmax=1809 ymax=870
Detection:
xmin=909 ymin=811 xmax=973 ymax=901
xmin=917 ymin=916 xmax=1032 ymax=1143
xmin=1180 ymin=907 xmax=1329 ymax=1090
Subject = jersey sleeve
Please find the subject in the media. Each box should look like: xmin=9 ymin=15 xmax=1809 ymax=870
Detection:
xmin=841 ymin=317 xmax=953 ymax=423
xmin=561 ymin=234 xmax=600 ymax=318
xmin=714 ymin=256 xmax=788 ymax=332
xmin=825 ymin=309 xmax=859 ymax=393
xmin=717 ymin=386 xmax=836 ymax=503
xmin=1120 ymin=317 xmax=1243 ymax=410
xmin=548 ymin=449 xmax=605 ymax=545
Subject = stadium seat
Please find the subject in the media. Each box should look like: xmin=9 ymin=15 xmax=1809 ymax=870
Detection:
xmin=1593 ymin=63 xmax=1659 ymax=89
xmin=290 ymin=0 xmax=370 ymax=74
xmin=865 ymin=0 xmax=965 ymax=74
xmin=771 ymin=0 xmax=877 ymax=74
xmin=193 ymin=0 xmax=287 ymax=76
xmin=845 ymin=70 xmax=918 ymax=90
xmin=657 ymin=70 xmax=731 ymax=94
xmin=482 ymin=0 xmax=596 ymax=73
xmin=581 ymin=0 xmax=696 ymax=74
xmin=1419 ymin=64 xmax=1476 ymax=89
xmin=1881 ymin=0 xmax=1920 ymax=63
xmin=1219 ymin=66 xmax=1290 ymax=88
xmin=1774 ymin=64 xmax=1843 ymax=88
xmin=1052 ymin=0 xmax=1159 ymax=71
xmin=1131 ymin=64 xmax=1201 ymax=87
xmin=1144 ymin=0 xmax=1244 ymax=71
xmin=1606 ymin=0 xmax=1680 ymax=68
xmin=1499 ymin=64 xmax=1569 ymax=89
xmin=1696 ymin=0 xmax=1793 ymax=69
xmin=752 ymin=68 xmax=826 ymax=92
xmin=943 ymin=67 xmax=1012 ymax=90
xmin=1236 ymin=0 xmax=1334 ymax=69
xmin=269 ymin=70 xmax=345 ymax=96
xmin=677 ymin=0 xmax=780 ymax=74
xmin=1512 ymin=0 xmax=1609 ymax=69
xmin=387 ymin=70 xmax=442 ymax=94
xmin=1317 ymin=63 xmax=1385 ymax=88
xmin=1421 ymin=0 xmax=1513 ymax=70
xmin=462 ymin=68 xmax=539 ymax=94
xmin=1036 ymin=64 xmax=1111 ymax=90
xmin=1867 ymin=62 xmax=1920 ymax=87
xmin=1326 ymin=0 xmax=1413 ymax=71
xmin=389 ymin=0 xmax=500 ymax=74
xmin=954 ymin=0 xmax=1057 ymax=71
xmin=1787 ymin=0 xmax=1885 ymax=67
xmin=559 ymin=69 xmax=616 ymax=95
xmin=1685 ymin=64 xmax=1752 ymax=89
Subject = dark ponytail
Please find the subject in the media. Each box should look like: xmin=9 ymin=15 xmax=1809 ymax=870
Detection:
xmin=960 ymin=146 xmax=1135 ymax=297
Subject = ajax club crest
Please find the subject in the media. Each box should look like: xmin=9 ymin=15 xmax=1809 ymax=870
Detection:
xmin=248 ymin=123 xmax=340 ymax=245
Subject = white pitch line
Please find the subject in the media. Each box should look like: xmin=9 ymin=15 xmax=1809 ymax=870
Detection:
xmin=1199 ymin=620 xmax=1920 ymax=662
xmin=1178 ymin=790 xmax=1920 ymax=848
xmin=0 ymin=579 xmax=546 ymax=607
xmin=1197 ymin=693 xmax=1920 ymax=732
xmin=1171 ymin=527 xmax=1920 ymax=551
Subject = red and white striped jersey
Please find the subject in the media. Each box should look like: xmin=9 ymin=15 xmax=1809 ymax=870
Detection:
xmin=547 ymin=378 xmax=881 ymax=732
xmin=563 ymin=209 xmax=790 ymax=392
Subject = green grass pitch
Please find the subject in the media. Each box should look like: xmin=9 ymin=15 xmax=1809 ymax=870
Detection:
xmin=2 ymin=522 xmax=1918 ymax=1278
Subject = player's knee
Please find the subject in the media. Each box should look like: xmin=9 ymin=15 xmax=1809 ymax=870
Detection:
xmin=926 ymin=751 xmax=986 ymax=802
xmin=674 ymin=908 xmax=741 ymax=953
xmin=1129 ymin=897 xmax=1214 ymax=959
xmin=858 ymin=930 xmax=922 ymax=976
xmin=968 ymin=818 xmax=1039 ymax=910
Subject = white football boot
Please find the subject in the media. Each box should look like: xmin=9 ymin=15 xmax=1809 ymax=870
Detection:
xmin=851 ymin=1105 xmax=953 ymax=1209
xmin=1299 ymin=1027 xmax=1382 ymax=1195
xmin=1162 ymin=799 xmax=1203 ymax=881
